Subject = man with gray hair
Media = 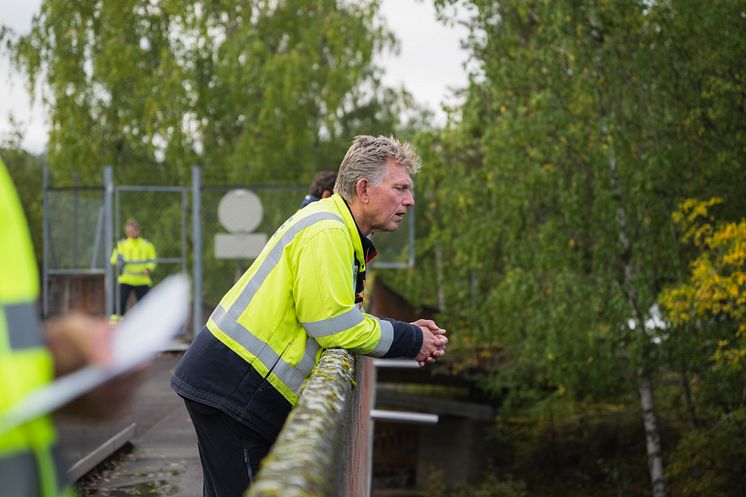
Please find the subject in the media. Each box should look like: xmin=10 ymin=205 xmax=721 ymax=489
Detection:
xmin=171 ymin=135 xmax=447 ymax=496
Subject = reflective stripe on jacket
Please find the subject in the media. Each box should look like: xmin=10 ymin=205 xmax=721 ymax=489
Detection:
xmin=0 ymin=158 xmax=74 ymax=497
xmin=110 ymin=237 xmax=157 ymax=286
xmin=205 ymin=194 xmax=421 ymax=405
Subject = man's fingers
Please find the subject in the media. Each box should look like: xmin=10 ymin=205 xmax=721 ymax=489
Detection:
xmin=412 ymin=319 xmax=433 ymax=329
xmin=412 ymin=319 xmax=445 ymax=334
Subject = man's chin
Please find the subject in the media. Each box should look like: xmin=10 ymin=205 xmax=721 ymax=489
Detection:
xmin=372 ymin=218 xmax=405 ymax=233
xmin=385 ymin=220 xmax=404 ymax=232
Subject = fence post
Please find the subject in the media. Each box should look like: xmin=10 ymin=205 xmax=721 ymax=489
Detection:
xmin=42 ymin=166 xmax=50 ymax=318
xmin=104 ymin=166 xmax=114 ymax=317
xmin=192 ymin=166 xmax=202 ymax=338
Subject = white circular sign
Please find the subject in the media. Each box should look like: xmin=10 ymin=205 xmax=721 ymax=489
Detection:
xmin=218 ymin=189 xmax=263 ymax=233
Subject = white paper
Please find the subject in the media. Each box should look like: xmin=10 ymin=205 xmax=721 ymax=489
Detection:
xmin=0 ymin=273 xmax=190 ymax=434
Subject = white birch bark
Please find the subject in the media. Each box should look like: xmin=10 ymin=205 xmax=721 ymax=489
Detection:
xmin=608 ymin=137 xmax=667 ymax=497
xmin=639 ymin=369 xmax=666 ymax=497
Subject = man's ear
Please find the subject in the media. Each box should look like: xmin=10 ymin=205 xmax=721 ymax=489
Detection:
xmin=355 ymin=179 xmax=369 ymax=203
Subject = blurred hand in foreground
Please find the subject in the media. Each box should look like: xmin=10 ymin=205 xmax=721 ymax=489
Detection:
xmin=44 ymin=312 xmax=148 ymax=419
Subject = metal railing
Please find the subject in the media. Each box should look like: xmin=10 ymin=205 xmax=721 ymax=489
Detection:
xmin=247 ymin=350 xmax=374 ymax=497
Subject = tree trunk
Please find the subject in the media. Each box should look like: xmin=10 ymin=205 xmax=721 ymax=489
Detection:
xmin=607 ymin=135 xmax=667 ymax=497
xmin=680 ymin=369 xmax=699 ymax=428
xmin=639 ymin=368 xmax=666 ymax=497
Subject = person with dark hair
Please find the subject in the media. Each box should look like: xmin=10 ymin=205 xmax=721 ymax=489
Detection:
xmin=299 ymin=170 xmax=337 ymax=208
xmin=171 ymin=135 xmax=447 ymax=496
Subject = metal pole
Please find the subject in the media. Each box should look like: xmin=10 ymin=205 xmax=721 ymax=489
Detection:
xmin=192 ymin=166 xmax=202 ymax=339
xmin=104 ymin=167 xmax=114 ymax=317
xmin=113 ymin=183 xmax=121 ymax=315
xmin=181 ymin=189 xmax=188 ymax=273
xmin=407 ymin=204 xmax=416 ymax=268
xmin=42 ymin=166 xmax=49 ymax=318
xmin=90 ymin=206 xmax=104 ymax=269
xmin=72 ymin=175 xmax=79 ymax=268
xmin=181 ymin=187 xmax=189 ymax=337
xmin=114 ymin=187 xmax=120 ymax=252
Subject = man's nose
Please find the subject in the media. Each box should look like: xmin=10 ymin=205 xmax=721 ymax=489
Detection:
xmin=404 ymin=190 xmax=415 ymax=206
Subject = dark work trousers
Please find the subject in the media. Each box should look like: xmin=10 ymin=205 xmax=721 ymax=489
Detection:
xmin=118 ymin=283 xmax=150 ymax=315
xmin=183 ymin=398 xmax=274 ymax=497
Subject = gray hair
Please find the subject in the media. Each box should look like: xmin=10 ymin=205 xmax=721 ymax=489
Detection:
xmin=334 ymin=135 xmax=422 ymax=201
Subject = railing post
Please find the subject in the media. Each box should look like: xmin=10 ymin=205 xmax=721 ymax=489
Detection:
xmin=104 ymin=166 xmax=114 ymax=318
xmin=192 ymin=166 xmax=202 ymax=339
xmin=347 ymin=356 xmax=375 ymax=497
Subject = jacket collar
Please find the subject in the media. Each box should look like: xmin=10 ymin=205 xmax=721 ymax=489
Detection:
xmin=330 ymin=194 xmax=377 ymax=271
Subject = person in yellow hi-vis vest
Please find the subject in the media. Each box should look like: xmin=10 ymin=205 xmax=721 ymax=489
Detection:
xmin=171 ymin=136 xmax=448 ymax=495
xmin=0 ymin=157 xmax=140 ymax=496
xmin=110 ymin=219 xmax=157 ymax=316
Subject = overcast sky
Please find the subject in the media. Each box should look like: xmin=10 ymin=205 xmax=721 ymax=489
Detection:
xmin=0 ymin=0 xmax=469 ymax=153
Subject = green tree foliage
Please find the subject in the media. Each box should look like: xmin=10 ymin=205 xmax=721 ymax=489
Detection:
xmin=382 ymin=0 xmax=745 ymax=495
xmin=660 ymin=198 xmax=746 ymax=421
xmin=424 ymin=468 xmax=527 ymax=497
xmin=0 ymin=138 xmax=45 ymax=260
xmin=1 ymin=0 xmax=435 ymax=308
xmin=667 ymin=408 xmax=746 ymax=497
xmin=2 ymin=0 xmax=425 ymax=185
xmin=416 ymin=0 xmax=746 ymax=398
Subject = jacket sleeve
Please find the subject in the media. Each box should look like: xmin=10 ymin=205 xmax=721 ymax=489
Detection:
xmin=292 ymin=226 xmax=422 ymax=358
xmin=380 ymin=318 xmax=424 ymax=358
xmin=146 ymin=241 xmax=157 ymax=272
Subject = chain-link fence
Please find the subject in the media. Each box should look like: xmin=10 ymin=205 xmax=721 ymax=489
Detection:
xmin=199 ymin=183 xmax=414 ymax=304
xmin=113 ymin=186 xmax=190 ymax=316
xmin=43 ymin=167 xmax=415 ymax=338
xmin=199 ymin=184 xmax=306 ymax=306
xmin=43 ymin=167 xmax=107 ymax=317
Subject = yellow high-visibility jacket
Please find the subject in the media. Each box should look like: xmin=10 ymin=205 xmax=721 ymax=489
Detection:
xmin=110 ymin=237 xmax=156 ymax=286
xmin=0 ymin=158 xmax=74 ymax=497
xmin=204 ymin=194 xmax=422 ymax=406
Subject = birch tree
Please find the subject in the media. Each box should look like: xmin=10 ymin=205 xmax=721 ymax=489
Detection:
xmin=390 ymin=0 xmax=745 ymax=495
xmin=2 ymin=0 xmax=420 ymax=185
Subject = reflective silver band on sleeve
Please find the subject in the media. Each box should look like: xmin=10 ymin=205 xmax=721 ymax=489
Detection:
xmin=369 ymin=318 xmax=394 ymax=358
xmin=301 ymin=307 xmax=364 ymax=338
